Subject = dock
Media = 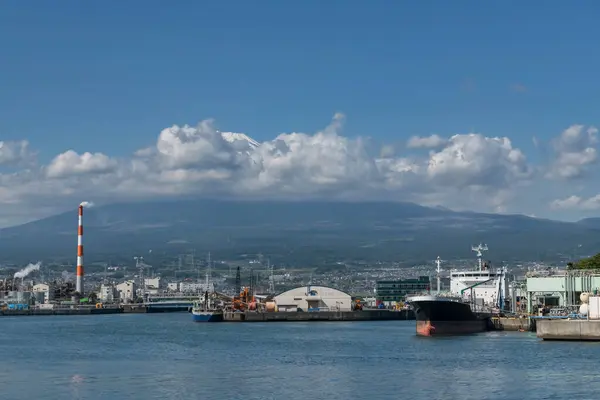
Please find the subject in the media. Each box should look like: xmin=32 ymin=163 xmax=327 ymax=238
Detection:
xmin=536 ymin=318 xmax=600 ymax=340
xmin=1 ymin=306 xmax=122 ymax=316
xmin=491 ymin=316 xmax=534 ymax=331
xmin=224 ymin=309 xmax=414 ymax=322
xmin=1 ymin=300 xmax=192 ymax=316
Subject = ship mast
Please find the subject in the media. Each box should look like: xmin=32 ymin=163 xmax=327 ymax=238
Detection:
xmin=205 ymin=252 xmax=211 ymax=288
xmin=435 ymin=256 xmax=442 ymax=294
xmin=471 ymin=243 xmax=489 ymax=271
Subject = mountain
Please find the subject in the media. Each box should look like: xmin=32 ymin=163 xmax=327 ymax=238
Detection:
xmin=0 ymin=199 xmax=598 ymax=264
xmin=577 ymin=218 xmax=600 ymax=228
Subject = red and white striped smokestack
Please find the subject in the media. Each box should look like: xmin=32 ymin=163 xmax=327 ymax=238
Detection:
xmin=76 ymin=204 xmax=84 ymax=294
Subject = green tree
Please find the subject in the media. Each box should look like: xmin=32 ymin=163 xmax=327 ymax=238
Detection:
xmin=570 ymin=253 xmax=600 ymax=269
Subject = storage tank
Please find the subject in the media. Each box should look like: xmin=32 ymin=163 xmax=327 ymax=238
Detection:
xmin=581 ymin=292 xmax=590 ymax=304
xmin=580 ymin=303 xmax=589 ymax=316
xmin=265 ymin=301 xmax=277 ymax=312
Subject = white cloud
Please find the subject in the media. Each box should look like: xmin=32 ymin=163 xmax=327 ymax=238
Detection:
xmin=550 ymin=195 xmax=600 ymax=211
xmin=427 ymin=134 xmax=531 ymax=187
xmin=0 ymin=140 xmax=34 ymax=166
xmin=46 ymin=150 xmax=119 ymax=178
xmin=406 ymin=134 xmax=446 ymax=149
xmin=0 ymin=113 xmax=598 ymax=226
xmin=546 ymin=125 xmax=598 ymax=180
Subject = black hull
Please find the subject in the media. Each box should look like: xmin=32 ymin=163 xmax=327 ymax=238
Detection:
xmin=411 ymin=298 xmax=491 ymax=336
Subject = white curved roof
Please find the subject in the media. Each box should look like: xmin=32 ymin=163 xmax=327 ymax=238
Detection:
xmin=274 ymin=285 xmax=351 ymax=299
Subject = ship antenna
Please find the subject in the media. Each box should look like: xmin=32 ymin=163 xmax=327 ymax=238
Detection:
xmin=471 ymin=243 xmax=489 ymax=271
xmin=435 ymin=256 xmax=442 ymax=294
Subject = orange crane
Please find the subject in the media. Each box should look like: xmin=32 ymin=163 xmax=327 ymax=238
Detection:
xmin=232 ymin=287 xmax=256 ymax=311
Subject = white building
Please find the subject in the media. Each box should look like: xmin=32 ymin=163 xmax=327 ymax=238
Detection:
xmin=99 ymin=284 xmax=117 ymax=303
xmin=116 ymin=281 xmax=136 ymax=302
xmin=180 ymin=282 xmax=214 ymax=293
xmin=273 ymin=285 xmax=352 ymax=312
xmin=167 ymin=282 xmax=179 ymax=292
xmin=32 ymin=283 xmax=53 ymax=303
xmin=144 ymin=277 xmax=162 ymax=290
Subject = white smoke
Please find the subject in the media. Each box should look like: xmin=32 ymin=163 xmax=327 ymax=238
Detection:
xmin=14 ymin=262 xmax=41 ymax=279
xmin=61 ymin=270 xmax=74 ymax=281
xmin=80 ymin=201 xmax=94 ymax=208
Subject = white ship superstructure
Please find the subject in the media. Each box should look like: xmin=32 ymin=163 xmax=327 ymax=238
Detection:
xmin=448 ymin=244 xmax=509 ymax=308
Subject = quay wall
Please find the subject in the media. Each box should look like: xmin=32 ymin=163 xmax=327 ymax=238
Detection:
xmin=491 ymin=316 xmax=533 ymax=332
xmin=537 ymin=319 xmax=600 ymax=340
xmin=225 ymin=309 xmax=414 ymax=322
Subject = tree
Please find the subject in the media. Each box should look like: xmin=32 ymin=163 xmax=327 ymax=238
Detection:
xmin=570 ymin=253 xmax=600 ymax=269
xmin=88 ymin=292 xmax=98 ymax=303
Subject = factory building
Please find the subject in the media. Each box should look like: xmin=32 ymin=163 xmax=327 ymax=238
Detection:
xmin=144 ymin=277 xmax=162 ymax=290
xmin=375 ymin=276 xmax=430 ymax=305
xmin=167 ymin=283 xmax=179 ymax=292
xmin=526 ymin=271 xmax=600 ymax=312
xmin=99 ymin=284 xmax=117 ymax=303
xmin=180 ymin=282 xmax=214 ymax=293
xmin=32 ymin=283 xmax=53 ymax=303
xmin=273 ymin=285 xmax=352 ymax=312
xmin=116 ymin=281 xmax=136 ymax=302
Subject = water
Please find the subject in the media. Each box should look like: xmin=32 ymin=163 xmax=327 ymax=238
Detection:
xmin=1 ymin=314 xmax=600 ymax=399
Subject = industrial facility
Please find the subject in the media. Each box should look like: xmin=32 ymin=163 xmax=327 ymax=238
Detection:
xmin=272 ymin=285 xmax=352 ymax=312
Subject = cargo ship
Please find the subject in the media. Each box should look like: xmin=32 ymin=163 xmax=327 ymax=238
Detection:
xmin=407 ymin=244 xmax=508 ymax=336
xmin=191 ymin=291 xmax=223 ymax=322
xmin=191 ymin=253 xmax=223 ymax=322
xmin=409 ymin=294 xmax=491 ymax=335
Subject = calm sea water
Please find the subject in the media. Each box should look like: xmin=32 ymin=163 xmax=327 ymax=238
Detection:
xmin=1 ymin=314 xmax=600 ymax=399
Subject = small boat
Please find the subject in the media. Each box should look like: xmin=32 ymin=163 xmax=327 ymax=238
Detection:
xmin=191 ymin=290 xmax=223 ymax=322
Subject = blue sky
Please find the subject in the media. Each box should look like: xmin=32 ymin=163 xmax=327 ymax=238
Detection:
xmin=0 ymin=1 xmax=600 ymax=225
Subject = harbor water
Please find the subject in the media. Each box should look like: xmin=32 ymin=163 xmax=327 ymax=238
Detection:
xmin=1 ymin=314 xmax=600 ymax=399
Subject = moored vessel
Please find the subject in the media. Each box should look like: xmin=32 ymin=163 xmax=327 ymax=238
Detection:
xmin=409 ymin=295 xmax=490 ymax=336
xmin=191 ymin=253 xmax=223 ymax=322
xmin=191 ymin=291 xmax=224 ymax=322
xmin=407 ymin=244 xmax=507 ymax=336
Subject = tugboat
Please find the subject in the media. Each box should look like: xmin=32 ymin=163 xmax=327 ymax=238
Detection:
xmin=191 ymin=290 xmax=223 ymax=322
xmin=407 ymin=244 xmax=508 ymax=336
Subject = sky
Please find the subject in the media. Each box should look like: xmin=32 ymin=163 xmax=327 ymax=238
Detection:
xmin=1 ymin=1 xmax=600 ymax=227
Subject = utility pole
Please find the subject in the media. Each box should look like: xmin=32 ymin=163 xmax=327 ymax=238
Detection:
xmin=134 ymin=256 xmax=145 ymax=298
xmin=268 ymin=258 xmax=275 ymax=294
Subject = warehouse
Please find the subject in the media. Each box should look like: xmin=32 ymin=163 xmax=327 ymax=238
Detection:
xmin=273 ymin=285 xmax=352 ymax=312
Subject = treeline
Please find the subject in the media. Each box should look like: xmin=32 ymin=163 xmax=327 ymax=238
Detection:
xmin=568 ymin=253 xmax=600 ymax=269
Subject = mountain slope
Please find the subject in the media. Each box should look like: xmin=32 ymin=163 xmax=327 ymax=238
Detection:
xmin=0 ymin=199 xmax=598 ymax=264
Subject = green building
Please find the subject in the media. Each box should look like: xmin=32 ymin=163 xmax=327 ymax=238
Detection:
xmin=376 ymin=276 xmax=430 ymax=303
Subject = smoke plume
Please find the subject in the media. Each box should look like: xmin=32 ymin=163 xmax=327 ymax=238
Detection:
xmin=14 ymin=262 xmax=41 ymax=279
xmin=80 ymin=201 xmax=94 ymax=208
xmin=61 ymin=270 xmax=74 ymax=281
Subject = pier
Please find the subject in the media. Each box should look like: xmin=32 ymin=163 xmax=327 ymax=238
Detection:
xmin=223 ymin=309 xmax=414 ymax=322
xmin=491 ymin=316 xmax=534 ymax=331
xmin=536 ymin=318 xmax=600 ymax=340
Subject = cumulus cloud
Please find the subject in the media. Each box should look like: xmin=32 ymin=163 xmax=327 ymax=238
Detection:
xmin=550 ymin=195 xmax=600 ymax=211
xmin=427 ymin=134 xmax=531 ymax=187
xmin=546 ymin=125 xmax=598 ymax=180
xmin=0 ymin=113 xmax=596 ymax=226
xmin=0 ymin=140 xmax=34 ymax=166
xmin=46 ymin=150 xmax=119 ymax=178
xmin=406 ymin=134 xmax=446 ymax=149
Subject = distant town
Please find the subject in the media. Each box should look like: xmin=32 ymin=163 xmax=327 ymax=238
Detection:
xmin=0 ymin=249 xmax=563 ymax=308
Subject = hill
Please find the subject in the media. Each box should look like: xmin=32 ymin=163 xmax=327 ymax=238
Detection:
xmin=0 ymin=200 xmax=598 ymax=265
